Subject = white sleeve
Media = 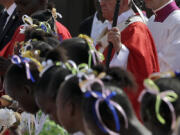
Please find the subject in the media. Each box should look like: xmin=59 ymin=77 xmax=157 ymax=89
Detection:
xmin=110 ymin=44 xmax=129 ymax=69
xmin=158 ymin=24 xmax=180 ymax=72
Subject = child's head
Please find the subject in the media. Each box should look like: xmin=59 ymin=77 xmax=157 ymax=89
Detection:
xmin=56 ymin=76 xmax=84 ymax=133
xmin=56 ymin=65 xmax=142 ymax=135
xmin=31 ymin=9 xmax=54 ymax=28
xmin=140 ymin=72 xmax=180 ymax=135
xmin=81 ymin=67 xmax=151 ymax=135
xmin=21 ymin=9 xmax=61 ymax=42
xmin=4 ymin=43 xmax=66 ymax=114
xmin=35 ymin=61 xmax=71 ymax=123
xmin=4 ymin=56 xmax=40 ymax=114
xmin=34 ymin=46 xmax=67 ymax=122
xmin=60 ymin=35 xmax=103 ymax=66
xmin=16 ymin=27 xmax=63 ymax=62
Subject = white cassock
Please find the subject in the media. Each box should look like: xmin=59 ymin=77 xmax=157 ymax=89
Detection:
xmin=148 ymin=0 xmax=180 ymax=72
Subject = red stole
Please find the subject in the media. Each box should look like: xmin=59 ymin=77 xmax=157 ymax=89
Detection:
xmin=98 ymin=21 xmax=159 ymax=119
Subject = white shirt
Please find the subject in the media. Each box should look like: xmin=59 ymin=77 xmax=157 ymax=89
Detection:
xmin=4 ymin=3 xmax=16 ymax=29
xmin=148 ymin=2 xmax=180 ymax=72
xmin=91 ymin=12 xmax=109 ymax=45
xmin=109 ymin=9 xmax=135 ymax=68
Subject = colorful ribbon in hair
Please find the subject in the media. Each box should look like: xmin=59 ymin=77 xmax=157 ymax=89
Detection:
xmin=138 ymin=79 xmax=178 ymax=129
xmin=11 ymin=55 xmax=36 ymax=82
xmin=40 ymin=59 xmax=91 ymax=78
xmin=39 ymin=59 xmax=54 ymax=77
xmin=21 ymin=15 xmax=52 ymax=34
xmin=85 ymin=89 xmax=128 ymax=135
xmin=18 ymin=40 xmax=43 ymax=73
xmin=78 ymin=34 xmax=104 ymax=67
xmin=149 ymin=71 xmax=180 ymax=80
xmin=78 ymin=75 xmax=128 ymax=134
xmin=63 ymin=60 xmax=94 ymax=81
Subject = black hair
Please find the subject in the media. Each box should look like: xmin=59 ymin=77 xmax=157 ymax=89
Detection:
xmin=82 ymin=67 xmax=138 ymax=135
xmin=25 ymin=28 xmax=56 ymax=42
xmin=59 ymin=66 xmax=145 ymax=135
xmin=15 ymin=39 xmax=59 ymax=62
xmin=34 ymin=47 xmax=68 ymax=101
xmin=59 ymin=37 xmax=98 ymax=65
xmin=140 ymin=77 xmax=180 ymax=135
xmin=31 ymin=9 xmax=55 ymax=33
xmin=24 ymin=26 xmax=61 ymax=48
xmin=59 ymin=65 xmax=136 ymax=107
xmin=19 ymin=27 xmax=63 ymax=61
xmin=35 ymin=65 xmax=71 ymax=100
xmin=82 ymin=85 xmax=133 ymax=135
xmin=93 ymin=65 xmax=136 ymax=89
xmin=5 ymin=61 xmax=39 ymax=88
xmin=4 ymin=60 xmax=40 ymax=113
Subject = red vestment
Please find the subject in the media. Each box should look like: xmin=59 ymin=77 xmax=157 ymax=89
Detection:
xmin=0 ymin=21 xmax=71 ymax=58
xmin=97 ymin=21 xmax=159 ymax=119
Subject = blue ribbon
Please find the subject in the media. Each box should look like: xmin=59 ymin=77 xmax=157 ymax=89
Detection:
xmin=40 ymin=24 xmax=48 ymax=32
xmin=85 ymin=91 xmax=120 ymax=133
xmin=175 ymin=71 xmax=180 ymax=77
xmin=11 ymin=55 xmax=36 ymax=82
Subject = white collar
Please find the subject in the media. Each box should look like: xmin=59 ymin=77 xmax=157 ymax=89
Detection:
xmin=5 ymin=3 xmax=16 ymax=16
xmin=154 ymin=0 xmax=173 ymax=12
xmin=93 ymin=12 xmax=109 ymax=24
xmin=108 ymin=9 xmax=135 ymax=29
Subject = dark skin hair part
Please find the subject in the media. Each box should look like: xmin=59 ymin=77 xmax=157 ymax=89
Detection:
xmin=140 ymin=77 xmax=180 ymax=135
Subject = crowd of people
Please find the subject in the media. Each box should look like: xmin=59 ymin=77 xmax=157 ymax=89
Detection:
xmin=0 ymin=0 xmax=179 ymax=135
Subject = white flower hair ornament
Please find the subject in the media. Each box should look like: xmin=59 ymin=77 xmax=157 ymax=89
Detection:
xmin=0 ymin=108 xmax=16 ymax=128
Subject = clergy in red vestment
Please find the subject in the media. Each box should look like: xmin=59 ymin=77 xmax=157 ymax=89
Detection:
xmin=97 ymin=0 xmax=159 ymax=119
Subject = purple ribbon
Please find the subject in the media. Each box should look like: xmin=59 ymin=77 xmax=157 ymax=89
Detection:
xmin=11 ymin=55 xmax=35 ymax=82
xmin=139 ymin=88 xmax=177 ymax=129
xmin=82 ymin=77 xmax=128 ymax=134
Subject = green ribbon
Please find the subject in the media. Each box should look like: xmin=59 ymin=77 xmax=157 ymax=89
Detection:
xmin=56 ymin=61 xmax=90 ymax=75
xmin=144 ymin=79 xmax=178 ymax=125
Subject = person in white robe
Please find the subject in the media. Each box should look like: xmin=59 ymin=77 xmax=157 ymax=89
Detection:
xmin=146 ymin=0 xmax=180 ymax=72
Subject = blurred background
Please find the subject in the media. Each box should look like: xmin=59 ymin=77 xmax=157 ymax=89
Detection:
xmin=0 ymin=0 xmax=180 ymax=36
